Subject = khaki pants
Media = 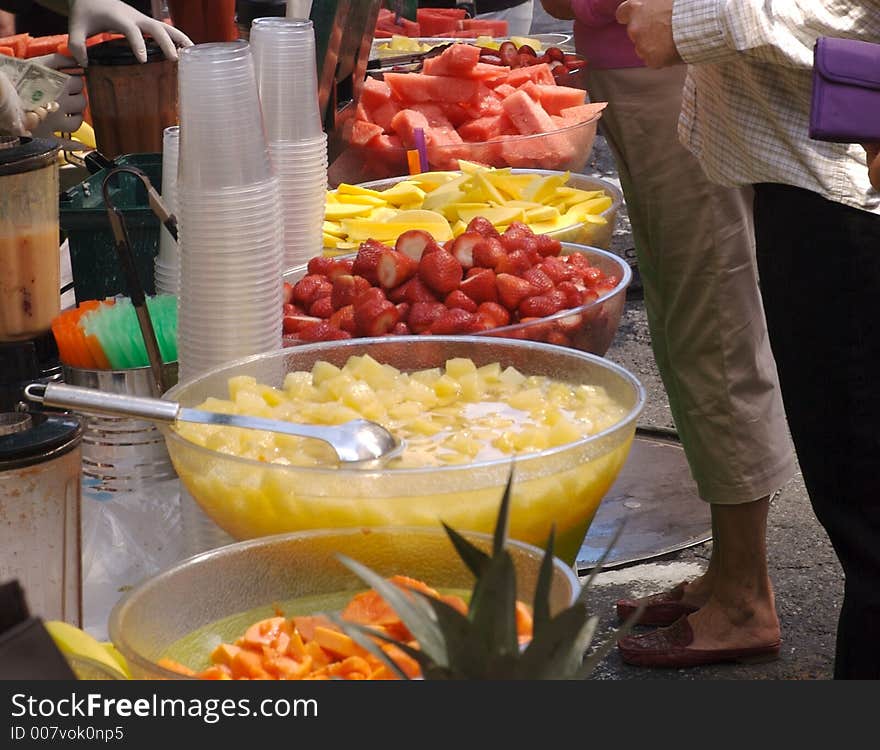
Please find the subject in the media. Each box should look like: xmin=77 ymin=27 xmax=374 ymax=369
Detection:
xmin=588 ymin=65 xmax=795 ymax=504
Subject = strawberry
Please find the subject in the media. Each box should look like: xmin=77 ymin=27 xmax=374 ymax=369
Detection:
xmin=579 ymin=266 xmax=604 ymax=287
xmin=539 ymin=255 xmax=573 ymax=284
xmin=466 ymin=216 xmax=501 ymax=238
xmin=444 ymin=290 xmax=478 ymax=313
xmin=392 ymin=321 xmax=411 ymax=336
xmin=566 ymin=252 xmax=593 ymax=273
xmin=408 ymin=301 xmax=447 ymax=333
xmin=545 ymin=330 xmax=572 ymax=348
xmin=536 ymin=234 xmax=562 ymax=257
xmin=283 ymin=314 xmax=321 ymax=334
xmin=556 ymin=280 xmax=583 ymax=309
xmin=353 ymin=286 xmax=387 ymax=308
xmin=326 ymin=257 xmax=355 ymax=281
xmin=395 ymin=229 xmax=440 ymax=262
xmin=472 ymin=237 xmax=506 ymax=269
xmin=522 ymin=267 xmax=554 ymax=295
xmin=496 ymin=273 xmax=534 ymax=312
xmin=389 ymin=276 xmax=438 ymax=304
xmin=354 ymin=298 xmax=400 ymax=337
xmin=329 ymin=304 xmax=357 ymax=334
xmin=477 ymin=301 xmax=511 ymax=328
xmin=352 ymin=239 xmax=391 ymax=284
xmin=500 ymin=222 xmax=534 ymax=252
xmin=282 ymin=281 xmax=295 ymax=305
xmin=298 ymin=320 xmax=351 ymax=342
xmin=283 ymin=302 xmax=304 ymax=317
xmin=517 ymin=235 xmax=542 ymax=265
xmin=395 ymin=302 xmax=411 ymax=321
xmin=308 ymin=296 xmax=334 ymax=319
xmin=419 ymin=250 xmax=462 ymax=295
xmin=429 ymin=308 xmax=480 ymax=335
xmin=292 ymin=274 xmax=332 ymax=308
xmin=377 ymin=249 xmax=418 ymax=289
xmin=459 ymin=268 xmax=498 ymax=303
xmin=495 ymin=249 xmax=532 ymax=277
xmin=519 ymin=290 xmax=568 ymax=318
xmin=331 ymin=274 xmax=372 ymax=310
xmin=450 ymin=231 xmax=482 ymax=270
xmin=307 ymin=256 xmax=334 ymax=276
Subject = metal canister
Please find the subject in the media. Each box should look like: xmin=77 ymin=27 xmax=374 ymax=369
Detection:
xmin=63 ymin=363 xmax=179 ymax=494
xmin=0 ymin=411 xmax=83 ymax=626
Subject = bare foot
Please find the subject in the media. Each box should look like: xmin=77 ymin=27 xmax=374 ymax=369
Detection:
xmin=686 ymin=582 xmax=781 ymax=651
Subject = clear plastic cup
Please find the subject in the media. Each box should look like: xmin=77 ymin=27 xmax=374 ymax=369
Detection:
xmin=251 ymin=18 xmax=322 ymax=142
xmin=177 ymin=42 xmax=274 ymax=190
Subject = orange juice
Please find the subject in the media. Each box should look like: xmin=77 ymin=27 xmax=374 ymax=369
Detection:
xmin=0 ymin=225 xmax=60 ymax=341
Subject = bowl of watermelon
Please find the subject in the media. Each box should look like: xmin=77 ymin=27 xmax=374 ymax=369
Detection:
xmin=329 ymin=41 xmax=604 ymax=186
xmin=281 ymin=220 xmax=631 ymax=357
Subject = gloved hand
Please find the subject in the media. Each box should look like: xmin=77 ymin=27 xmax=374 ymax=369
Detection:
xmin=0 ymin=69 xmax=27 ymax=136
xmin=29 ymin=53 xmax=86 ymax=136
xmin=67 ymin=0 xmax=193 ymax=68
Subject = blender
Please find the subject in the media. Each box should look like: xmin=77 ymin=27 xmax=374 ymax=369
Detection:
xmin=0 ymin=136 xmax=63 ymax=414
xmin=0 ymin=136 xmax=86 ymax=627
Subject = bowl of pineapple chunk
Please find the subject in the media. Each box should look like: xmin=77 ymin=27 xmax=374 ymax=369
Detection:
xmin=162 ymin=337 xmax=644 ymax=566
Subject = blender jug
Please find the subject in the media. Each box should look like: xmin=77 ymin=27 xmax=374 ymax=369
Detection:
xmin=0 ymin=136 xmax=61 ymax=344
xmin=0 ymin=412 xmax=84 ymax=626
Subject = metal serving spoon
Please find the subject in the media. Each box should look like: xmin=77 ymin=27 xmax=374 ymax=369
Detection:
xmin=24 ymin=383 xmax=403 ymax=464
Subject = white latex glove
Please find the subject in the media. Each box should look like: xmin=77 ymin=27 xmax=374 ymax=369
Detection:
xmin=28 ymin=53 xmax=86 ymax=136
xmin=67 ymin=0 xmax=193 ymax=68
xmin=0 ymin=69 xmax=28 ymax=136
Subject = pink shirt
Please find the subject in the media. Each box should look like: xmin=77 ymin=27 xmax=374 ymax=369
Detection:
xmin=571 ymin=0 xmax=644 ymax=70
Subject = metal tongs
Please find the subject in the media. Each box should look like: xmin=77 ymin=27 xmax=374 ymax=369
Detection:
xmin=24 ymin=383 xmax=404 ymax=464
xmin=101 ymin=166 xmax=178 ymax=396
xmin=366 ymin=42 xmax=454 ymax=74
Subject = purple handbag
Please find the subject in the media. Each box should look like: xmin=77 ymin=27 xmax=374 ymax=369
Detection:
xmin=809 ymin=36 xmax=880 ymax=143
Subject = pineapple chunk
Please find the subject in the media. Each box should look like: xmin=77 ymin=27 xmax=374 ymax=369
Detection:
xmin=445 ymin=357 xmax=478 ymax=379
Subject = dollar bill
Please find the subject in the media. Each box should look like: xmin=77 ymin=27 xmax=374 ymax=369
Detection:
xmin=0 ymin=56 xmax=69 ymax=111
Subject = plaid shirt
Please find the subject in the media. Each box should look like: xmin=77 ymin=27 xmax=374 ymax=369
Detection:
xmin=672 ymin=0 xmax=880 ymax=213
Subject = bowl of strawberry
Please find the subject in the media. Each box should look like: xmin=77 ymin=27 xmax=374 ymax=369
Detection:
xmin=281 ymin=219 xmax=631 ymax=356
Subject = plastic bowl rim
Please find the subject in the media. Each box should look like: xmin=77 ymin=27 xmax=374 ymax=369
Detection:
xmin=108 ymin=524 xmax=581 ymax=681
xmin=162 ymin=334 xmax=646 ymax=476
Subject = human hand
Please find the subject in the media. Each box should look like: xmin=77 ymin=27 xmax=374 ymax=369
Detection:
xmin=31 ymin=70 xmax=86 ymax=136
xmin=865 ymin=143 xmax=880 ymax=191
xmin=616 ymin=0 xmax=681 ymax=68
xmin=67 ymin=0 xmax=193 ymax=68
xmin=0 ymin=69 xmax=27 ymax=136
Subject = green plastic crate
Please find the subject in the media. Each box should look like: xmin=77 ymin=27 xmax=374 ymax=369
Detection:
xmin=60 ymin=153 xmax=163 ymax=305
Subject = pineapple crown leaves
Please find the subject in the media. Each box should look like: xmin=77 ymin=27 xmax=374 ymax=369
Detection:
xmin=334 ymin=465 xmax=640 ymax=680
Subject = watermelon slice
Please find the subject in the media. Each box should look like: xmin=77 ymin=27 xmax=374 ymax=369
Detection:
xmin=501 ymin=89 xmax=556 ymax=136
xmin=368 ymin=99 xmax=401 ymax=132
xmin=350 ymin=120 xmax=385 ymax=147
xmin=518 ymin=82 xmax=586 ymax=115
xmin=0 ymin=46 xmax=14 ymax=57
xmin=25 ymin=34 xmax=68 ymax=58
xmin=361 ymin=76 xmax=392 ymax=110
xmin=384 ymin=72 xmax=479 ymax=105
xmin=458 ymin=114 xmax=510 ymax=142
xmin=506 ymin=64 xmax=556 ymax=87
xmin=421 ymin=43 xmax=481 ymax=76
xmin=560 ymin=102 xmax=608 ymax=122
xmin=390 ymin=108 xmax=431 ymax=148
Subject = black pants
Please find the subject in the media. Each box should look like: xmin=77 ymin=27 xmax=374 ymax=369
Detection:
xmin=754 ymin=183 xmax=880 ymax=679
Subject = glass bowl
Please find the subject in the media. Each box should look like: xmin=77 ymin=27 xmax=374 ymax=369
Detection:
xmin=108 ymin=526 xmax=582 ymax=679
xmin=161 ymin=337 xmax=645 ymax=566
xmin=328 ymin=115 xmax=600 ymax=188
xmin=284 ymin=243 xmax=630 ymax=356
xmin=352 ymin=169 xmax=623 ymax=250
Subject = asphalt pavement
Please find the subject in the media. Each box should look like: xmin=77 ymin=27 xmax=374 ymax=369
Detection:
xmin=529 ymin=6 xmax=845 ymax=680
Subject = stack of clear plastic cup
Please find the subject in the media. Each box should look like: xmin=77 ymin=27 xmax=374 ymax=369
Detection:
xmin=251 ymin=18 xmax=327 ymax=270
xmin=155 ymin=125 xmax=180 ymax=296
xmin=176 ymin=41 xmax=284 ymax=382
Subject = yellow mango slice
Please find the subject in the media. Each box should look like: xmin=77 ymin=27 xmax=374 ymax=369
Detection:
xmin=457 ymin=205 xmax=525 ymax=226
xmin=324 ymin=203 xmax=375 ymax=220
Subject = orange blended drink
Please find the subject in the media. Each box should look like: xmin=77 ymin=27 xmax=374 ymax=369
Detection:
xmin=0 ymin=137 xmax=61 ymax=342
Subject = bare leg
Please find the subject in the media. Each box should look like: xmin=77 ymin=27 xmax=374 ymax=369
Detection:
xmin=685 ymin=497 xmax=780 ymax=649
